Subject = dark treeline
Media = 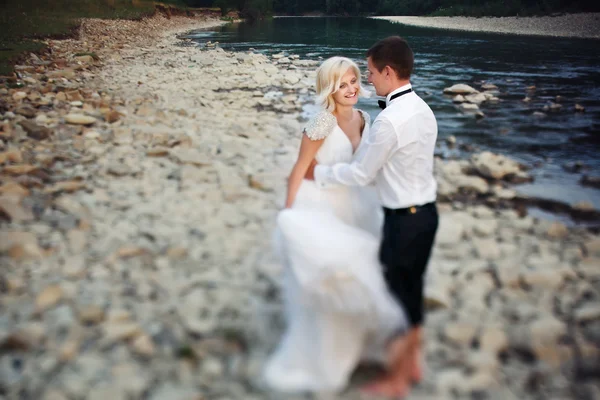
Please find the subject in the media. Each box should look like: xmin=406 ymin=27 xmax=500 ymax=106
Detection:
xmin=187 ymin=0 xmax=600 ymax=18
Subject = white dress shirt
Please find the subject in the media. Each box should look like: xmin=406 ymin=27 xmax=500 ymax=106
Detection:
xmin=314 ymin=83 xmax=438 ymax=209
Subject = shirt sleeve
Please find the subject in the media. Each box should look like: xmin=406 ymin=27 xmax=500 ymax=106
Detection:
xmin=315 ymin=117 xmax=397 ymax=188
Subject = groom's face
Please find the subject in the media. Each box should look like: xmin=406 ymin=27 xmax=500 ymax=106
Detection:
xmin=367 ymin=57 xmax=388 ymax=97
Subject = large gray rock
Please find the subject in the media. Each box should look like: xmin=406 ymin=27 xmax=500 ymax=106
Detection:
xmin=583 ymin=237 xmax=600 ymax=257
xmin=521 ymin=270 xmax=565 ymax=291
xmin=465 ymin=92 xmax=488 ymax=104
xmin=460 ymin=102 xmax=480 ymax=110
xmin=19 ymin=120 xmax=52 ymax=140
xmin=424 ymin=278 xmax=452 ymax=310
xmin=453 ymin=175 xmax=490 ymax=194
xmin=473 ymin=218 xmax=498 ymax=237
xmin=0 ymin=195 xmax=34 ymax=222
xmin=529 ymin=316 xmax=569 ymax=368
xmin=471 ymin=151 xmax=522 ymax=180
xmin=178 ymin=289 xmax=217 ymax=335
xmin=435 ymin=214 xmax=465 ymax=247
xmin=443 ymin=84 xmax=479 ymax=95
xmin=473 ymin=237 xmax=501 ymax=260
xmin=435 ymin=159 xmax=489 ymax=194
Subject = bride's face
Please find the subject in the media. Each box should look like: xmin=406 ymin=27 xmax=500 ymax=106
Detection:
xmin=332 ymin=69 xmax=359 ymax=107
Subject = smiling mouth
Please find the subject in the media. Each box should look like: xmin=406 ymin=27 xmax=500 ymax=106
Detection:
xmin=345 ymin=93 xmax=357 ymax=98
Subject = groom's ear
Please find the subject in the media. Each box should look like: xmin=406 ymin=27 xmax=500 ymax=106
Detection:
xmin=384 ymin=65 xmax=400 ymax=80
xmin=384 ymin=65 xmax=393 ymax=78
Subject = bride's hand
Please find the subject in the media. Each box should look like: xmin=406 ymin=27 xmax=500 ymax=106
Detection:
xmin=304 ymin=159 xmax=318 ymax=181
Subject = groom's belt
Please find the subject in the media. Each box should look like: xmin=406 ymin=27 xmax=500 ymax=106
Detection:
xmin=383 ymin=202 xmax=436 ymax=216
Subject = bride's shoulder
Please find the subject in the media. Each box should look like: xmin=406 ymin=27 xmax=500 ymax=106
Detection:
xmin=357 ymin=109 xmax=371 ymax=125
xmin=303 ymin=110 xmax=337 ymax=141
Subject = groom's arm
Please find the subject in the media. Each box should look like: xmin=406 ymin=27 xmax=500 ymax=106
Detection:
xmin=314 ymin=118 xmax=397 ymax=188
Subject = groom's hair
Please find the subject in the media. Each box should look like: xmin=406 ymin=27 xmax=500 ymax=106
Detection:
xmin=367 ymin=36 xmax=413 ymax=80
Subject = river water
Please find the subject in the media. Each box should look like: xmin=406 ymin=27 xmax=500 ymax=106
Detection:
xmin=188 ymin=17 xmax=600 ymax=213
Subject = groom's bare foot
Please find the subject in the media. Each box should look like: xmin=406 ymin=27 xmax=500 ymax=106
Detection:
xmin=360 ymin=338 xmax=413 ymax=397
xmin=390 ymin=368 xmax=412 ymax=397
xmin=361 ymin=334 xmax=413 ymax=397
xmin=408 ymin=328 xmax=424 ymax=384
xmin=387 ymin=335 xmax=410 ymax=368
xmin=361 ymin=331 xmax=421 ymax=397
xmin=409 ymin=346 xmax=423 ymax=384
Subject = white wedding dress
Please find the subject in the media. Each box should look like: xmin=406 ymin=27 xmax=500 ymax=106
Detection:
xmin=263 ymin=110 xmax=408 ymax=393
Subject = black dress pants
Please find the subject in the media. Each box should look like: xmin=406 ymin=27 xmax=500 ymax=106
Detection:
xmin=379 ymin=203 xmax=439 ymax=327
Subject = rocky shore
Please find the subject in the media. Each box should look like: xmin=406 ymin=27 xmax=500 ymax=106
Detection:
xmin=0 ymin=13 xmax=599 ymax=400
xmin=437 ymin=83 xmax=600 ymax=224
xmin=375 ymin=13 xmax=600 ymax=39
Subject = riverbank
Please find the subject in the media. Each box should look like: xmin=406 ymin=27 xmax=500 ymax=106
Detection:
xmin=0 ymin=13 xmax=599 ymax=400
xmin=374 ymin=13 xmax=600 ymax=39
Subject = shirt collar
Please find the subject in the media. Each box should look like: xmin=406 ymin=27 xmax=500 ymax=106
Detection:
xmin=385 ymin=83 xmax=413 ymax=106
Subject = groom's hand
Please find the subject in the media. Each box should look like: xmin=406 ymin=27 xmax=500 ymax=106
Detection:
xmin=305 ymin=159 xmax=317 ymax=181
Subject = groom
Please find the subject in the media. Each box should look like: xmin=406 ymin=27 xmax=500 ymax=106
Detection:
xmin=306 ymin=36 xmax=439 ymax=396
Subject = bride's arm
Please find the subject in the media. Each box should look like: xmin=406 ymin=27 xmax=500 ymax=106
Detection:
xmin=285 ymin=135 xmax=324 ymax=208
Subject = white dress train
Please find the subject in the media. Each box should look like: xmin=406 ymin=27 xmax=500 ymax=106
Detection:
xmin=263 ymin=110 xmax=407 ymax=393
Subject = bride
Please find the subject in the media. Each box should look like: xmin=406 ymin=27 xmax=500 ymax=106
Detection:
xmin=263 ymin=56 xmax=407 ymax=393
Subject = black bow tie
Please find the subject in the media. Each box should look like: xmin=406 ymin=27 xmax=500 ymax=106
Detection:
xmin=378 ymin=88 xmax=413 ymax=109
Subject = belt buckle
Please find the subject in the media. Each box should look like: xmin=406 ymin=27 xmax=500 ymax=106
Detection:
xmin=409 ymin=206 xmax=417 ymax=214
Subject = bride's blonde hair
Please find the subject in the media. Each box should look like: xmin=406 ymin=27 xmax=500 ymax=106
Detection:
xmin=316 ymin=56 xmax=369 ymax=112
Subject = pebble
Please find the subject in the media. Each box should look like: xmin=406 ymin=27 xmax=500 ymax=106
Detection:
xmin=35 ymin=285 xmax=64 ymax=313
xmin=101 ymin=322 xmax=142 ymax=345
xmin=480 ymin=326 xmax=508 ymax=355
xmin=78 ymin=305 xmax=105 ymax=325
xmin=444 ymin=321 xmax=477 ymax=346
xmin=65 ymin=114 xmax=96 ymax=125
xmin=575 ymin=305 xmax=600 ymax=323
xmin=131 ymin=334 xmax=155 ymax=356
xmin=546 ymin=222 xmax=568 ymax=239
xmin=59 ymin=338 xmax=81 ymax=362
xmin=12 ymin=91 xmax=27 ymax=101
